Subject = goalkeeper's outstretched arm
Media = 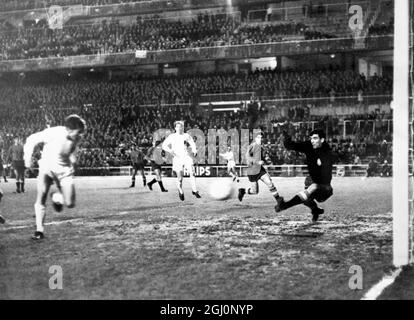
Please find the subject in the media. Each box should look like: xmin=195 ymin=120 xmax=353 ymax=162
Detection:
xmin=282 ymin=130 xmax=308 ymax=153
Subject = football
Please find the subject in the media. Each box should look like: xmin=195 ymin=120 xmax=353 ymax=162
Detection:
xmin=208 ymin=178 xmax=235 ymax=201
xmin=51 ymin=192 xmax=64 ymax=212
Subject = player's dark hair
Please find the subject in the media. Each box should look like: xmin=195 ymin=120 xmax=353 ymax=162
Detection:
xmin=65 ymin=114 xmax=86 ymax=133
xmin=310 ymin=129 xmax=326 ymax=139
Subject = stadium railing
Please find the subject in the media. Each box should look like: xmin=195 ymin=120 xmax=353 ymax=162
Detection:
xmin=70 ymin=164 xmax=380 ymax=177
xmin=0 ymin=35 xmax=394 ymax=72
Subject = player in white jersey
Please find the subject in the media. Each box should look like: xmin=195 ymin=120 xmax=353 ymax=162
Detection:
xmin=162 ymin=121 xmax=201 ymax=201
xmin=220 ymin=147 xmax=239 ymax=182
xmin=24 ymin=115 xmax=86 ymax=240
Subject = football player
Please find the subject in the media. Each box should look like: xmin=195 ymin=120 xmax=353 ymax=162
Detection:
xmin=237 ymin=132 xmax=283 ymax=205
xmin=220 ymin=146 xmax=239 ymax=182
xmin=7 ymin=137 xmax=25 ymax=193
xmin=162 ymin=121 xmax=200 ymax=201
xmin=24 ymin=114 xmax=86 ymax=240
xmin=0 ymin=188 xmax=4 ymax=224
xmin=275 ymin=129 xmax=333 ymax=223
xmin=146 ymin=140 xmax=168 ymax=192
xmin=129 ymin=143 xmax=146 ymax=188
xmin=0 ymin=148 xmax=8 ymax=182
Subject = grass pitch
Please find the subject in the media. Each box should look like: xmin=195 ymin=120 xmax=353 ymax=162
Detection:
xmin=0 ymin=176 xmax=392 ymax=299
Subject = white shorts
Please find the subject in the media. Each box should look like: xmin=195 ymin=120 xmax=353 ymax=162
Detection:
xmin=172 ymin=155 xmax=194 ymax=173
xmin=39 ymin=164 xmax=74 ymax=187
xmin=227 ymin=160 xmax=236 ymax=171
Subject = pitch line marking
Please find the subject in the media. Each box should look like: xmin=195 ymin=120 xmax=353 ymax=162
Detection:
xmin=361 ymin=268 xmax=402 ymax=300
xmin=1 ymin=202 xmax=194 ymax=231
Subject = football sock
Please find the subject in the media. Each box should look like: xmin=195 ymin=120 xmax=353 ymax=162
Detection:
xmin=176 ymin=180 xmax=183 ymax=194
xmin=283 ymin=195 xmax=303 ymax=209
xmin=189 ymin=176 xmax=197 ymax=193
xmin=158 ymin=181 xmax=166 ymax=191
xmin=148 ymin=178 xmax=157 ymax=186
xmin=269 ymin=186 xmax=280 ymax=199
xmin=303 ymin=199 xmax=318 ymax=210
xmin=34 ymin=203 xmax=46 ymax=233
xmin=16 ymin=182 xmax=20 ymax=192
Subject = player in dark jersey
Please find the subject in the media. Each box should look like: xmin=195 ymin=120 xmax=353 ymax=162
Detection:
xmin=129 ymin=143 xmax=147 ymax=188
xmin=7 ymin=137 xmax=25 ymax=193
xmin=237 ymin=132 xmax=283 ymax=205
xmin=146 ymin=140 xmax=168 ymax=192
xmin=0 ymin=148 xmax=8 ymax=182
xmin=0 ymin=148 xmax=6 ymax=223
xmin=0 ymin=189 xmax=4 ymax=224
xmin=275 ymin=129 xmax=334 ymax=222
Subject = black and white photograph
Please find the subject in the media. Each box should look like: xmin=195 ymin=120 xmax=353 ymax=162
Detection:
xmin=0 ymin=0 xmax=412 ymax=304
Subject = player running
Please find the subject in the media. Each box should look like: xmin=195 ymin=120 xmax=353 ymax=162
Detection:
xmin=24 ymin=114 xmax=87 ymax=240
xmin=129 ymin=143 xmax=146 ymax=188
xmin=7 ymin=137 xmax=25 ymax=193
xmin=237 ymin=132 xmax=283 ymax=205
xmin=162 ymin=121 xmax=201 ymax=201
xmin=275 ymin=129 xmax=333 ymax=223
xmin=220 ymin=146 xmax=239 ymax=182
xmin=146 ymin=140 xmax=168 ymax=192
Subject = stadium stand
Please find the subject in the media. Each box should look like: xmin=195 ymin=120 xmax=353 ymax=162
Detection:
xmin=0 ymin=0 xmax=395 ymax=172
xmin=0 ymin=12 xmax=341 ymax=60
xmin=0 ymin=0 xmax=153 ymax=12
xmin=0 ymin=68 xmax=393 ymax=169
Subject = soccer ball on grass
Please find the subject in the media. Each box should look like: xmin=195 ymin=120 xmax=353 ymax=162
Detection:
xmin=51 ymin=192 xmax=64 ymax=212
xmin=208 ymin=178 xmax=235 ymax=201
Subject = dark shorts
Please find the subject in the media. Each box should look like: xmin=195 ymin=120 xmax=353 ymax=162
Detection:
xmin=304 ymin=176 xmax=333 ymax=203
xmin=13 ymin=160 xmax=25 ymax=172
xmin=132 ymin=163 xmax=145 ymax=171
xmin=151 ymin=161 xmax=162 ymax=171
xmin=248 ymin=166 xmax=267 ymax=183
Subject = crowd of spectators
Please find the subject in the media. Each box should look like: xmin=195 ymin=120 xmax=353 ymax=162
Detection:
xmin=0 ymin=101 xmax=393 ymax=170
xmin=0 ymin=101 xmax=393 ymax=171
xmin=262 ymin=110 xmax=392 ymax=167
xmin=0 ymin=68 xmax=393 ymax=170
xmin=0 ymin=13 xmax=340 ymax=60
xmin=368 ymin=18 xmax=394 ymax=36
xmin=0 ymin=0 xmax=152 ymax=12
xmin=0 ymin=70 xmax=393 ymax=125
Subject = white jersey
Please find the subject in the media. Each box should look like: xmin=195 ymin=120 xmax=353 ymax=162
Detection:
xmin=221 ymin=151 xmax=235 ymax=162
xmin=162 ymin=132 xmax=197 ymax=159
xmin=24 ymin=126 xmax=78 ymax=169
